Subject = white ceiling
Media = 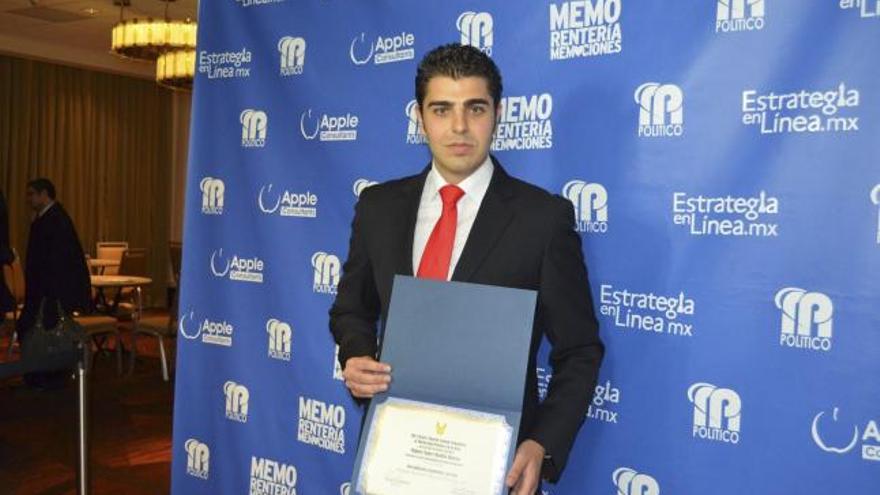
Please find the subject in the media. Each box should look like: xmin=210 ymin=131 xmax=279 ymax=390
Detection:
xmin=0 ymin=0 xmax=198 ymax=79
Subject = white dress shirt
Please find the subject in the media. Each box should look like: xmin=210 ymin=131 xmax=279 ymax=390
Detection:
xmin=412 ymin=156 xmax=494 ymax=279
xmin=38 ymin=201 xmax=56 ymax=218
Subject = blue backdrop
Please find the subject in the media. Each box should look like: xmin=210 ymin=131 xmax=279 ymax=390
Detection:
xmin=172 ymin=1 xmax=880 ymax=494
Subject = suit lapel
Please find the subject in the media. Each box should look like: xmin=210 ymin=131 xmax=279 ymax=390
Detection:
xmin=393 ymin=165 xmax=431 ymax=277
xmin=451 ymin=159 xmax=515 ymax=282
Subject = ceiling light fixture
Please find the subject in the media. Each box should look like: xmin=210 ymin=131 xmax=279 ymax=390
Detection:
xmin=110 ymin=0 xmax=196 ymax=62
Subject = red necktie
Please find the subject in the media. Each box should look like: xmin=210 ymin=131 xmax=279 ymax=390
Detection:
xmin=417 ymin=185 xmax=465 ymax=280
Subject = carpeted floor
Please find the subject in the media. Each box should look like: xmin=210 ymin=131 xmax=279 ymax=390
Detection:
xmin=0 ymin=319 xmax=175 ymax=494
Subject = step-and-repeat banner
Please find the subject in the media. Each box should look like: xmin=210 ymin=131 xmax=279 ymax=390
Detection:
xmin=171 ymin=1 xmax=880 ymax=493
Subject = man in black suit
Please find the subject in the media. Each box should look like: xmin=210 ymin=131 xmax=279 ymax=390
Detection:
xmin=17 ymin=178 xmax=91 ymax=340
xmin=330 ymin=44 xmax=603 ymax=494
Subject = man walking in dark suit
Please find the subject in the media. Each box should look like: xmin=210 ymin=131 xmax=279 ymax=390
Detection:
xmin=330 ymin=44 xmax=603 ymax=494
xmin=17 ymin=178 xmax=91 ymax=346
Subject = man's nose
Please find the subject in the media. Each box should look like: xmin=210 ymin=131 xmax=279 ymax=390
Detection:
xmin=451 ymin=108 xmax=468 ymax=133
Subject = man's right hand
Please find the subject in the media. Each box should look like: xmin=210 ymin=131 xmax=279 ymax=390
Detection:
xmin=342 ymin=356 xmax=392 ymax=398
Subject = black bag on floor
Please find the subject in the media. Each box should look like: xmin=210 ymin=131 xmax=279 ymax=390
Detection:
xmin=21 ymin=298 xmax=86 ymax=366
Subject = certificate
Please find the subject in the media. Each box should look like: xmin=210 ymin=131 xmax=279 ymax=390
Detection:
xmin=350 ymin=277 xmax=537 ymax=495
xmin=357 ymin=398 xmax=513 ymax=495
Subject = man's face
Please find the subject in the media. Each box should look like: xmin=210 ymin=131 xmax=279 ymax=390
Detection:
xmin=417 ymin=76 xmax=498 ymax=184
xmin=26 ymin=187 xmax=48 ymax=212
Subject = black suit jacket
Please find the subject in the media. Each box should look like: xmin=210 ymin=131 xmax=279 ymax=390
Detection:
xmin=18 ymin=202 xmax=91 ymax=332
xmin=329 ymin=158 xmax=604 ymax=480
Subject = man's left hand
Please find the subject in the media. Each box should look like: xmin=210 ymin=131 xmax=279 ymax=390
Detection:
xmin=505 ymin=439 xmax=545 ymax=495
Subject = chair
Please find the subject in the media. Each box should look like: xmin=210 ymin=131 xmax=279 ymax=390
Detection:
xmin=3 ymin=249 xmax=25 ymax=358
xmin=86 ymin=248 xmax=144 ymax=374
xmin=74 ymin=313 xmax=123 ymax=375
xmin=110 ymin=248 xmax=148 ymax=318
xmin=129 ymin=242 xmax=180 ymax=381
xmin=95 ymin=241 xmax=128 ymax=275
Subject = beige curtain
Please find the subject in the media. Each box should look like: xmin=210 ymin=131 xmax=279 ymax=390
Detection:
xmin=0 ymin=54 xmax=174 ymax=307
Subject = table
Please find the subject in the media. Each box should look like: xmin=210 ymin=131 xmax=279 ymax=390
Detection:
xmin=87 ymin=258 xmax=120 ymax=275
xmin=90 ymin=275 xmax=153 ymax=315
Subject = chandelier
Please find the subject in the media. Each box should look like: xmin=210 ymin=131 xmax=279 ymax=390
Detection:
xmin=156 ymin=49 xmax=195 ymax=91
xmin=111 ymin=1 xmax=197 ymax=91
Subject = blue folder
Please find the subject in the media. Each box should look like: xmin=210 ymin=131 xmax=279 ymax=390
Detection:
xmin=351 ymin=275 xmax=538 ymax=493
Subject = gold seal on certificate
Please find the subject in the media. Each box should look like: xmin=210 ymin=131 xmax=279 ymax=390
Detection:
xmin=356 ymin=398 xmax=513 ymax=495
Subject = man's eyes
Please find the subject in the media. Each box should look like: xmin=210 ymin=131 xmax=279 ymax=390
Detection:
xmin=431 ymin=106 xmax=487 ymax=116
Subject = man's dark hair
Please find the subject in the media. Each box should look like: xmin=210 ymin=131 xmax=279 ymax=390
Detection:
xmin=27 ymin=178 xmax=56 ymax=200
xmin=415 ymin=43 xmax=503 ymax=109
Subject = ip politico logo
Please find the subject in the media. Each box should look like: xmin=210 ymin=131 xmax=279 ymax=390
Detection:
xmin=300 ymin=109 xmax=359 ymax=142
xmin=405 ymin=100 xmax=427 ymax=145
xmin=457 ymin=11 xmax=493 ymax=55
xmin=840 ymin=0 xmax=880 ymax=19
xmin=812 ymin=407 xmax=880 ymax=462
xmin=353 ymin=179 xmax=378 ymax=198
xmin=312 ymin=251 xmax=341 ymax=295
xmin=635 ymin=83 xmax=683 ymax=138
xmin=200 ymin=177 xmax=224 ymax=215
xmin=716 ymin=0 xmax=765 ymax=33
xmin=774 ymin=287 xmax=833 ymax=352
xmin=350 ymin=31 xmax=415 ymax=65
xmin=549 ymin=0 xmax=623 ymax=61
xmin=185 ymin=439 xmax=210 ymax=479
xmin=178 ymin=309 xmax=234 ymax=347
xmin=562 ymin=180 xmax=608 ymax=233
xmin=224 ymin=380 xmax=249 ymax=423
xmin=240 ymin=109 xmax=267 ymax=147
xmin=210 ymin=248 xmax=265 ymax=284
xmin=613 ymin=467 xmax=659 ymax=495
xmin=871 ymin=184 xmax=880 ymax=244
xmin=688 ymin=382 xmax=741 ymax=444
xmin=251 ymin=457 xmax=298 ymax=494
xmin=266 ymin=318 xmax=292 ymax=361
xmin=258 ymin=184 xmax=318 ymax=218
xmin=278 ymin=36 xmax=306 ymax=76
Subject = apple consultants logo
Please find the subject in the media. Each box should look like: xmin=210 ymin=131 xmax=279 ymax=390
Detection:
xmin=258 ymin=184 xmax=318 ymax=218
xmin=210 ymin=248 xmax=265 ymax=283
xmin=178 ymin=309 xmax=234 ymax=347
xmin=811 ymin=406 xmax=879 ymax=462
xmin=299 ymin=109 xmax=359 ymax=142
xmin=812 ymin=407 xmax=859 ymax=454
xmin=350 ymin=32 xmax=415 ymax=65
